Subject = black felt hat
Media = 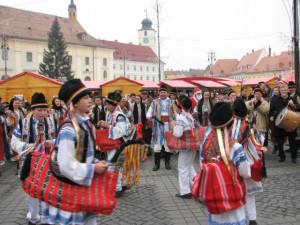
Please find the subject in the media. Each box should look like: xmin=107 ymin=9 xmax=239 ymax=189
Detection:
xmin=169 ymin=88 xmax=177 ymax=95
xmin=227 ymin=88 xmax=236 ymax=96
xmin=105 ymin=90 xmax=122 ymax=106
xmin=233 ymin=98 xmax=247 ymax=118
xmin=58 ymin=79 xmax=90 ymax=105
xmin=159 ymin=84 xmax=169 ymax=92
xmin=288 ymin=81 xmax=296 ymax=88
xmin=140 ymin=89 xmax=148 ymax=95
xmin=176 ymin=95 xmax=192 ymax=110
xmin=253 ymin=88 xmax=263 ymax=94
xmin=31 ymin=92 xmax=48 ymax=109
xmin=209 ymin=102 xmax=233 ymax=127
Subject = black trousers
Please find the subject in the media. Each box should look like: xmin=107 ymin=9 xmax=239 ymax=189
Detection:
xmin=275 ymin=127 xmax=298 ymax=160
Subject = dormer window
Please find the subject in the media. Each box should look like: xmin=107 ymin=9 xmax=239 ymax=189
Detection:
xmin=78 ymin=32 xmax=87 ymax=41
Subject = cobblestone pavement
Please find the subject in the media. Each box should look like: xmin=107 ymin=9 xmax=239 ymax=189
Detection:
xmin=0 ymin=146 xmax=300 ymax=225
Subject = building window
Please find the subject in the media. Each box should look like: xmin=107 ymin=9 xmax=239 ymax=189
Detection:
xmin=152 ymin=76 xmax=155 ymax=82
xmin=85 ymin=57 xmax=89 ymax=65
xmin=133 ymin=65 xmax=136 ymax=71
xmin=146 ymin=76 xmax=149 ymax=80
xmin=113 ymin=64 xmax=115 ymax=69
xmin=26 ymin=52 xmax=33 ymax=62
xmin=120 ymin=64 xmax=123 ymax=70
xmin=84 ymin=76 xmax=91 ymax=81
xmin=140 ymin=66 xmax=143 ymax=71
xmin=144 ymin=31 xmax=148 ymax=36
xmin=103 ymin=58 xmax=107 ymax=66
xmin=140 ymin=76 xmax=143 ymax=80
xmin=68 ymin=55 xmax=72 ymax=64
xmin=103 ymin=71 xmax=107 ymax=80
xmin=152 ymin=66 xmax=155 ymax=72
xmin=146 ymin=66 xmax=149 ymax=71
xmin=134 ymin=75 xmax=137 ymax=80
xmin=127 ymin=65 xmax=130 ymax=71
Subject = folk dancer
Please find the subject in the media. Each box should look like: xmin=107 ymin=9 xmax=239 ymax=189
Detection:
xmin=171 ymin=95 xmax=196 ymax=199
xmin=98 ymin=90 xmax=135 ymax=197
xmin=200 ymin=102 xmax=251 ymax=225
xmin=7 ymin=96 xmax=26 ymax=166
xmin=196 ymin=90 xmax=213 ymax=127
xmin=40 ymin=79 xmax=109 ymax=225
xmin=233 ymin=99 xmax=266 ymax=225
xmin=146 ymin=86 xmax=176 ymax=171
xmin=11 ymin=92 xmax=55 ymax=225
xmin=51 ymin=96 xmax=66 ymax=133
xmin=140 ymin=90 xmax=153 ymax=158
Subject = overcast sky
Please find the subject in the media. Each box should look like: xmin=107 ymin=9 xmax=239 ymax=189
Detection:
xmin=0 ymin=0 xmax=293 ymax=70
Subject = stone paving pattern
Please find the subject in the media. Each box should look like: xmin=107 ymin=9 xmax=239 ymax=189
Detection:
xmin=0 ymin=147 xmax=300 ymax=225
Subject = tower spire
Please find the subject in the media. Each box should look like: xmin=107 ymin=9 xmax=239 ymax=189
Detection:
xmin=68 ymin=0 xmax=77 ymax=21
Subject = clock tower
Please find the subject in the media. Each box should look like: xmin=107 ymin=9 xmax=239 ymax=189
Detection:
xmin=138 ymin=13 xmax=157 ymax=54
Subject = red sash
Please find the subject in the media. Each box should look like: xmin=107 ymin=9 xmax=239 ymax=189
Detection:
xmin=164 ymin=127 xmax=205 ymax=151
xmin=135 ymin=123 xmax=143 ymax=140
xmin=95 ymin=129 xmax=122 ymax=151
xmin=22 ymin=151 xmax=119 ymax=214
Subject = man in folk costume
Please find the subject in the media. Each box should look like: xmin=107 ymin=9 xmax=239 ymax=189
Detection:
xmin=233 ymin=98 xmax=266 ymax=225
xmin=171 ymin=95 xmax=196 ymax=199
xmin=191 ymin=87 xmax=202 ymax=111
xmin=199 ymin=102 xmax=251 ymax=225
xmin=11 ymin=92 xmax=55 ymax=225
xmin=146 ymin=86 xmax=176 ymax=171
xmin=40 ymin=79 xmax=109 ymax=225
xmin=98 ymin=90 xmax=135 ymax=197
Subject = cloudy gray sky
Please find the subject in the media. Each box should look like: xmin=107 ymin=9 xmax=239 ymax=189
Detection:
xmin=0 ymin=0 xmax=292 ymax=70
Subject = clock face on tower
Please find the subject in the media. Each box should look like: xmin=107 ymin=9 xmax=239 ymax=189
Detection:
xmin=143 ymin=37 xmax=149 ymax=44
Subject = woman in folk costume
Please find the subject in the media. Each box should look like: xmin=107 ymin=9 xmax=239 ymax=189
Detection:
xmin=10 ymin=92 xmax=55 ymax=225
xmin=200 ymin=102 xmax=251 ymax=225
xmin=7 ymin=96 xmax=26 ymax=163
xmin=196 ymin=90 xmax=213 ymax=127
xmin=132 ymin=95 xmax=148 ymax=161
xmin=0 ymin=105 xmax=9 ymax=175
xmin=98 ymin=90 xmax=135 ymax=198
xmin=232 ymin=98 xmax=266 ymax=225
xmin=40 ymin=79 xmax=109 ymax=225
xmin=51 ymin=96 xmax=66 ymax=133
xmin=171 ymin=95 xmax=196 ymax=199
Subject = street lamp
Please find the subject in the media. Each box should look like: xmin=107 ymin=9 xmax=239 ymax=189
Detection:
xmin=1 ymin=35 xmax=9 ymax=78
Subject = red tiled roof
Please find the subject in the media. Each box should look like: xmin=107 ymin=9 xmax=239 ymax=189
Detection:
xmin=249 ymin=52 xmax=292 ymax=72
xmin=83 ymin=81 xmax=104 ymax=89
xmin=0 ymin=5 xmax=110 ymax=48
xmin=100 ymin=40 xmax=158 ymax=63
xmin=138 ymin=80 xmax=159 ymax=89
xmin=191 ymin=80 xmax=226 ymax=88
xmin=0 ymin=71 xmax=62 ymax=85
xmin=243 ymin=76 xmax=280 ymax=85
xmin=205 ymin=59 xmax=239 ymax=76
xmin=160 ymin=80 xmax=196 ymax=88
xmin=236 ymin=49 xmax=267 ymax=72
xmin=282 ymin=74 xmax=294 ymax=83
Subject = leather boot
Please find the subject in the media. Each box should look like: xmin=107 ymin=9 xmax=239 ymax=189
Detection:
xmin=165 ymin=152 xmax=171 ymax=170
xmin=152 ymin=152 xmax=160 ymax=171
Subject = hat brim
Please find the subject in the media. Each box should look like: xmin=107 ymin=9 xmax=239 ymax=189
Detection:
xmin=69 ymin=88 xmax=91 ymax=104
xmin=31 ymin=103 xmax=48 ymax=109
xmin=105 ymin=98 xmax=118 ymax=106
